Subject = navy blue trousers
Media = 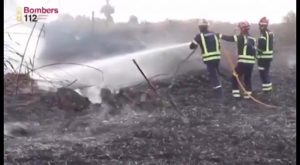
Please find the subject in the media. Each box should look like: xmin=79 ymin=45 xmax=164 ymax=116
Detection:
xmin=205 ymin=60 xmax=223 ymax=98
xmin=257 ymin=59 xmax=272 ymax=91
xmin=232 ymin=63 xmax=254 ymax=92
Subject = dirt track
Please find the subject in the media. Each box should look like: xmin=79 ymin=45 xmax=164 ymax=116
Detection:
xmin=4 ymin=58 xmax=296 ymax=164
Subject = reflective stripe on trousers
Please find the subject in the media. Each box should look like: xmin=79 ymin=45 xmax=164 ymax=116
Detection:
xmin=232 ymin=90 xmax=240 ymax=97
xmin=258 ymin=59 xmax=272 ymax=91
xmin=262 ymin=83 xmax=272 ymax=91
xmin=232 ymin=63 xmax=254 ymax=96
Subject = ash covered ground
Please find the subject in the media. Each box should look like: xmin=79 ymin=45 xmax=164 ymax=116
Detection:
xmin=4 ymin=61 xmax=296 ymax=165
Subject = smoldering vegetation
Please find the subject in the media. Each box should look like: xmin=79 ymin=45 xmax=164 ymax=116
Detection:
xmin=4 ymin=11 xmax=296 ymax=165
xmin=4 ymin=65 xmax=296 ymax=164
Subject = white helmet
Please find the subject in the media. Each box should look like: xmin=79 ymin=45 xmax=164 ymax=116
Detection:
xmin=198 ymin=19 xmax=209 ymax=26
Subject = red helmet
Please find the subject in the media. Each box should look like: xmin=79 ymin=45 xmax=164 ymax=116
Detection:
xmin=259 ymin=17 xmax=269 ymax=26
xmin=238 ymin=21 xmax=250 ymax=31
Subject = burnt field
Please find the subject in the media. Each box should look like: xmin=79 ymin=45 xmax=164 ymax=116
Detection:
xmin=4 ymin=56 xmax=296 ymax=165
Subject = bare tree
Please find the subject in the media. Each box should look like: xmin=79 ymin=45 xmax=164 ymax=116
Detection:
xmin=128 ymin=15 xmax=139 ymax=24
xmin=281 ymin=11 xmax=296 ymax=44
xmin=101 ymin=0 xmax=115 ymax=25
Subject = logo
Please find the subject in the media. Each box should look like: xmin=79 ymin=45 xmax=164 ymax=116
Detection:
xmin=16 ymin=6 xmax=59 ymax=22
xmin=16 ymin=7 xmax=23 ymax=22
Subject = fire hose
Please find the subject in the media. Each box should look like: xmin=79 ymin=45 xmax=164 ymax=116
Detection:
xmin=168 ymin=46 xmax=278 ymax=109
xmin=221 ymin=48 xmax=278 ymax=109
xmin=132 ymin=45 xmax=278 ymax=124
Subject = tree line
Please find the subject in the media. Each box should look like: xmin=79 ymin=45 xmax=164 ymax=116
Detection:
xmin=40 ymin=11 xmax=296 ymax=62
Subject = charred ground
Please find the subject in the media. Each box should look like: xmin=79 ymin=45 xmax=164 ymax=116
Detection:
xmin=4 ymin=61 xmax=296 ymax=164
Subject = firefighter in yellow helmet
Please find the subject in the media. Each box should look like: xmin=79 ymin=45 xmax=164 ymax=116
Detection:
xmin=189 ymin=19 xmax=223 ymax=99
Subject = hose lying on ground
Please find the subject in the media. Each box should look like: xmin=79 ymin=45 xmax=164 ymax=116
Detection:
xmin=222 ymin=48 xmax=279 ymax=109
xmin=166 ymin=46 xmax=278 ymax=109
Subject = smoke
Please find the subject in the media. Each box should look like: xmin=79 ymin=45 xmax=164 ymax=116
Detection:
xmin=36 ymin=16 xmax=200 ymax=64
xmin=34 ymin=43 xmax=206 ymax=103
xmin=5 ymin=11 xmax=295 ymax=104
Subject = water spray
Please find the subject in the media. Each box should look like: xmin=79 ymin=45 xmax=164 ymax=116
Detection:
xmin=168 ymin=48 xmax=197 ymax=89
xmin=132 ymin=59 xmax=190 ymax=124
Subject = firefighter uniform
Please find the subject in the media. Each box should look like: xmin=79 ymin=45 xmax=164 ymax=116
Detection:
xmin=257 ymin=17 xmax=274 ymax=92
xmin=220 ymin=22 xmax=256 ymax=99
xmin=190 ymin=19 xmax=223 ymax=98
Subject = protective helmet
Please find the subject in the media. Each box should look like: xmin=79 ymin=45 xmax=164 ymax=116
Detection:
xmin=198 ymin=19 xmax=209 ymax=26
xmin=259 ymin=17 xmax=269 ymax=26
xmin=238 ymin=21 xmax=250 ymax=31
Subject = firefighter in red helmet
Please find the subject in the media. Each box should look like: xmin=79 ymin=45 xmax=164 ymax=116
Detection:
xmin=220 ymin=21 xmax=256 ymax=99
xmin=257 ymin=17 xmax=274 ymax=92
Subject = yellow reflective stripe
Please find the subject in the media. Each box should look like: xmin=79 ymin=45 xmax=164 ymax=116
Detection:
xmin=192 ymin=40 xmax=198 ymax=45
xmin=200 ymin=33 xmax=208 ymax=55
xmin=258 ymin=55 xmax=273 ymax=59
xmin=232 ymin=90 xmax=240 ymax=93
xmin=264 ymin=31 xmax=273 ymax=56
xmin=263 ymin=86 xmax=272 ymax=88
xmin=203 ymin=56 xmax=221 ymax=61
xmin=238 ymin=59 xmax=255 ymax=64
xmin=262 ymin=83 xmax=272 ymax=87
xmin=202 ymin=51 xmax=221 ymax=56
xmin=258 ymin=32 xmax=273 ymax=57
xmin=238 ymin=59 xmax=255 ymax=62
xmin=260 ymin=36 xmax=266 ymax=40
xmin=239 ymin=54 xmax=255 ymax=63
xmin=200 ymin=33 xmax=221 ymax=58
xmin=203 ymin=54 xmax=221 ymax=59
xmin=258 ymin=67 xmax=265 ymax=70
xmin=248 ymin=36 xmax=256 ymax=42
xmin=214 ymin=35 xmax=220 ymax=53
xmin=239 ymin=55 xmax=255 ymax=59
xmin=263 ymin=86 xmax=272 ymax=91
xmin=234 ymin=35 xmax=238 ymax=42
xmin=203 ymin=52 xmax=220 ymax=56
xmin=243 ymin=35 xmax=247 ymax=55
xmin=213 ymin=85 xmax=222 ymax=89
xmin=262 ymin=51 xmax=273 ymax=54
xmin=266 ymin=31 xmax=270 ymax=52
xmin=243 ymin=46 xmax=247 ymax=55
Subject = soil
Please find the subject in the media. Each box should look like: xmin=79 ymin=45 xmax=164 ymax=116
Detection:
xmin=4 ymin=64 xmax=296 ymax=165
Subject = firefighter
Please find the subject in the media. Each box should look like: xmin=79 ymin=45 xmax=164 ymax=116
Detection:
xmin=257 ymin=17 xmax=274 ymax=92
xmin=220 ymin=21 xmax=256 ymax=99
xmin=189 ymin=19 xmax=223 ymax=98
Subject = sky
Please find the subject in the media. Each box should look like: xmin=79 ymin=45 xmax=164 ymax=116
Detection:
xmin=4 ymin=0 xmax=297 ymax=24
